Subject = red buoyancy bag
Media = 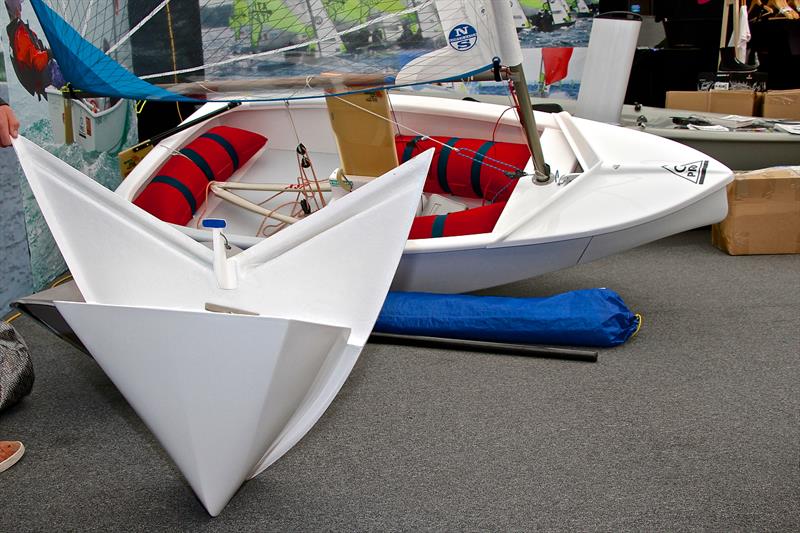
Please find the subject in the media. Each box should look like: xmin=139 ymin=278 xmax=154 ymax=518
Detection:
xmin=409 ymin=201 xmax=507 ymax=240
xmin=134 ymin=126 xmax=267 ymax=225
xmin=396 ymin=135 xmax=530 ymax=202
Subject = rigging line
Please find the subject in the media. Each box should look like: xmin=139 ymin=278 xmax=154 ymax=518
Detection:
xmin=106 ymin=0 xmax=171 ymax=55
xmin=165 ymin=3 xmax=179 ymax=84
xmin=331 ymin=94 xmax=527 ymax=176
xmin=283 ymin=101 xmax=325 ymax=207
xmin=387 ymin=95 xmax=401 ymax=137
xmin=284 ymin=102 xmax=302 ymax=146
xmin=164 ymin=2 xmax=183 ymax=121
xmin=140 ymin=1 xmax=433 ymax=80
xmin=491 ymin=106 xmax=516 ymax=142
xmin=3 ymin=312 xmax=21 ymax=324
xmin=81 ymin=0 xmax=97 ymax=37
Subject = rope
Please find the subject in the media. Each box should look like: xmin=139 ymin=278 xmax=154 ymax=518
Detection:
xmin=164 ymin=2 xmax=184 ymax=122
xmin=106 ymin=0 xmax=171 ymax=55
xmin=632 ymin=313 xmax=644 ymax=337
xmin=2 ymin=312 xmax=21 ymax=324
xmin=81 ymin=0 xmax=97 ymax=37
xmin=491 ymin=106 xmax=517 ymax=142
xmin=330 ymin=94 xmax=529 ymax=179
xmin=140 ymin=2 xmax=434 ymax=81
xmin=284 ymin=102 xmax=326 ymax=208
xmin=50 ymin=273 xmax=74 ymax=288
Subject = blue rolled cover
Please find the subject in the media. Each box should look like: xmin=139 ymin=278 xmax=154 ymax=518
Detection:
xmin=375 ymin=289 xmax=640 ymax=348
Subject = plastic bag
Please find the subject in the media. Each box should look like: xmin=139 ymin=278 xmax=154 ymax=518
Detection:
xmin=0 ymin=321 xmax=34 ymax=411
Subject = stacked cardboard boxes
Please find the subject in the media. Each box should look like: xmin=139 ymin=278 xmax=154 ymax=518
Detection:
xmin=712 ymin=167 xmax=800 ymax=255
xmin=762 ymin=90 xmax=800 ymax=120
xmin=665 ymin=89 xmax=800 ymax=120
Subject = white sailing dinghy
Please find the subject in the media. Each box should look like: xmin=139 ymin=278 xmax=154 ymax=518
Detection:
xmin=13 ymin=134 xmax=431 ymax=516
xmin=26 ymin=0 xmax=734 ymax=296
xmin=16 ymin=0 xmax=734 ymax=513
xmin=115 ymin=94 xmax=733 ymax=295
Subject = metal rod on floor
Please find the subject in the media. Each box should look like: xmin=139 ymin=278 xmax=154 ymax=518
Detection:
xmin=368 ymin=333 xmax=598 ymax=363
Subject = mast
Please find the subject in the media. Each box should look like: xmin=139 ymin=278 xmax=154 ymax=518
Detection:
xmin=494 ymin=0 xmax=550 ymax=181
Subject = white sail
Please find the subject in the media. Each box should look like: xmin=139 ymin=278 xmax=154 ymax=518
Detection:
xmin=413 ymin=0 xmax=444 ymax=40
xmin=395 ymin=0 xmax=512 ymax=85
xmin=549 ymin=0 xmax=573 ymax=26
xmin=510 ymin=0 xmax=531 ymax=30
xmin=576 ymin=0 xmax=591 ymax=15
xmin=292 ymin=0 xmax=345 ymax=56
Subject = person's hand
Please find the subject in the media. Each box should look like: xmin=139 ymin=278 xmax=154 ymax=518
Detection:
xmin=0 ymin=105 xmax=20 ymax=147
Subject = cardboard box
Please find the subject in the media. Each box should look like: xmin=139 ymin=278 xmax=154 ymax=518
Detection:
xmin=665 ymin=90 xmax=756 ymax=116
xmin=708 ymin=90 xmax=757 ymax=116
xmin=712 ymin=166 xmax=800 ymax=255
xmin=665 ymin=90 xmax=709 ymax=113
xmin=761 ymin=90 xmax=800 ymax=120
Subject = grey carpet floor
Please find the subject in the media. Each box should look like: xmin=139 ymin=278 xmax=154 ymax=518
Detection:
xmin=1 ymin=229 xmax=798 ymax=531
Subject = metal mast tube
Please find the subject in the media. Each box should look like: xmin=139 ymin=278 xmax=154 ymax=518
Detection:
xmin=509 ymin=63 xmax=549 ymax=181
xmin=493 ymin=0 xmax=549 ymax=181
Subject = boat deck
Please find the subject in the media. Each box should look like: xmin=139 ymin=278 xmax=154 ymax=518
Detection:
xmin=186 ymin=147 xmax=342 ymax=238
xmin=2 ymin=228 xmax=798 ymax=529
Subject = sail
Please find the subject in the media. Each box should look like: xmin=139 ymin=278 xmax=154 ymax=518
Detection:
xmin=509 ymin=0 xmax=530 ymax=30
xmin=548 ymin=0 xmax=573 ymax=26
xmin=28 ymin=0 xmax=515 ymax=102
xmin=569 ymin=0 xmax=591 ymax=15
xmin=542 ymin=47 xmax=572 ymax=85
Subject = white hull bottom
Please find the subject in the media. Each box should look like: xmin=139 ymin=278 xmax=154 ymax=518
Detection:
xmin=392 ymin=187 xmax=728 ymax=293
xmin=56 ymin=301 xmax=360 ymax=516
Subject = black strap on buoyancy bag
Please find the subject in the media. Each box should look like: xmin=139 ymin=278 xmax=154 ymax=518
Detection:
xmin=0 ymin=321 xmax=34 ymax=411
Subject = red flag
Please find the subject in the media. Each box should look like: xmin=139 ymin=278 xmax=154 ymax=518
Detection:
xmin=542 ymin=47 xmax=573 ymax=86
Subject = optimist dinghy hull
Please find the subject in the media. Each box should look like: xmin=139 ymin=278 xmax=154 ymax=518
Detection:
xmin=57 ymin=302 xmax=354 ymax=517
xmin=13 ymin=136 xmax=431 ymax=515
xmin=116 ymin=94 xmax=734 ymax=293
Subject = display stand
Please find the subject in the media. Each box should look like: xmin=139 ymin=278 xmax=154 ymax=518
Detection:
xmin=718 ymin=0 xmax=756 ymax=70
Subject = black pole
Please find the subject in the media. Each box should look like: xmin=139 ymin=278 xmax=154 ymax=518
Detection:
xmin=368 ymin=332 xmax=598 ymax=363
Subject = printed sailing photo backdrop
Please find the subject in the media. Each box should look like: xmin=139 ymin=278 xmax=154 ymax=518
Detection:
xmin=468 ymin=0 xmax=594 ymax=99
xmin=0 ymin=0 xmax=596 ymax=302
xmin=1 ymin=40 xmax=35 ymax=313
xmin=1 ymin=0 xmax=135 ymax=297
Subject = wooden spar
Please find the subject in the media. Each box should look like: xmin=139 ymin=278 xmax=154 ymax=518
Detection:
xmin=508 ymin=63 xmax=550 ymax=182
xmin=209 ymin=184 xmax=299 ymax=225
xmin=162 ymin=73 xmax=392 ymax=95
xmin=158 ymin=64 xmax=545 ymax=179
xmin=157 ymin=70 xmax=506 ymax=96
xmin=213 ymin=182 xmax=331 ymax=193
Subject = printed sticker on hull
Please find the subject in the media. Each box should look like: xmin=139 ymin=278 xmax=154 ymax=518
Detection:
xmin=663 ymin=160 xmax=709 ymax=185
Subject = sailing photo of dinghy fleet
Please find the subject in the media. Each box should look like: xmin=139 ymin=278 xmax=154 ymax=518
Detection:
xmin=516 ymin=0 xmax=595 ymax=31
xmin=13 ymin=0 xmax=732 ymax=516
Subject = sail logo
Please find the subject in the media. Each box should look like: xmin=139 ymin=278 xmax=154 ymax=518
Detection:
xmin=663 ymin=160 xmax=709 ymax=184
xmin=448 ymin=24 xmax=478 ymax=51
